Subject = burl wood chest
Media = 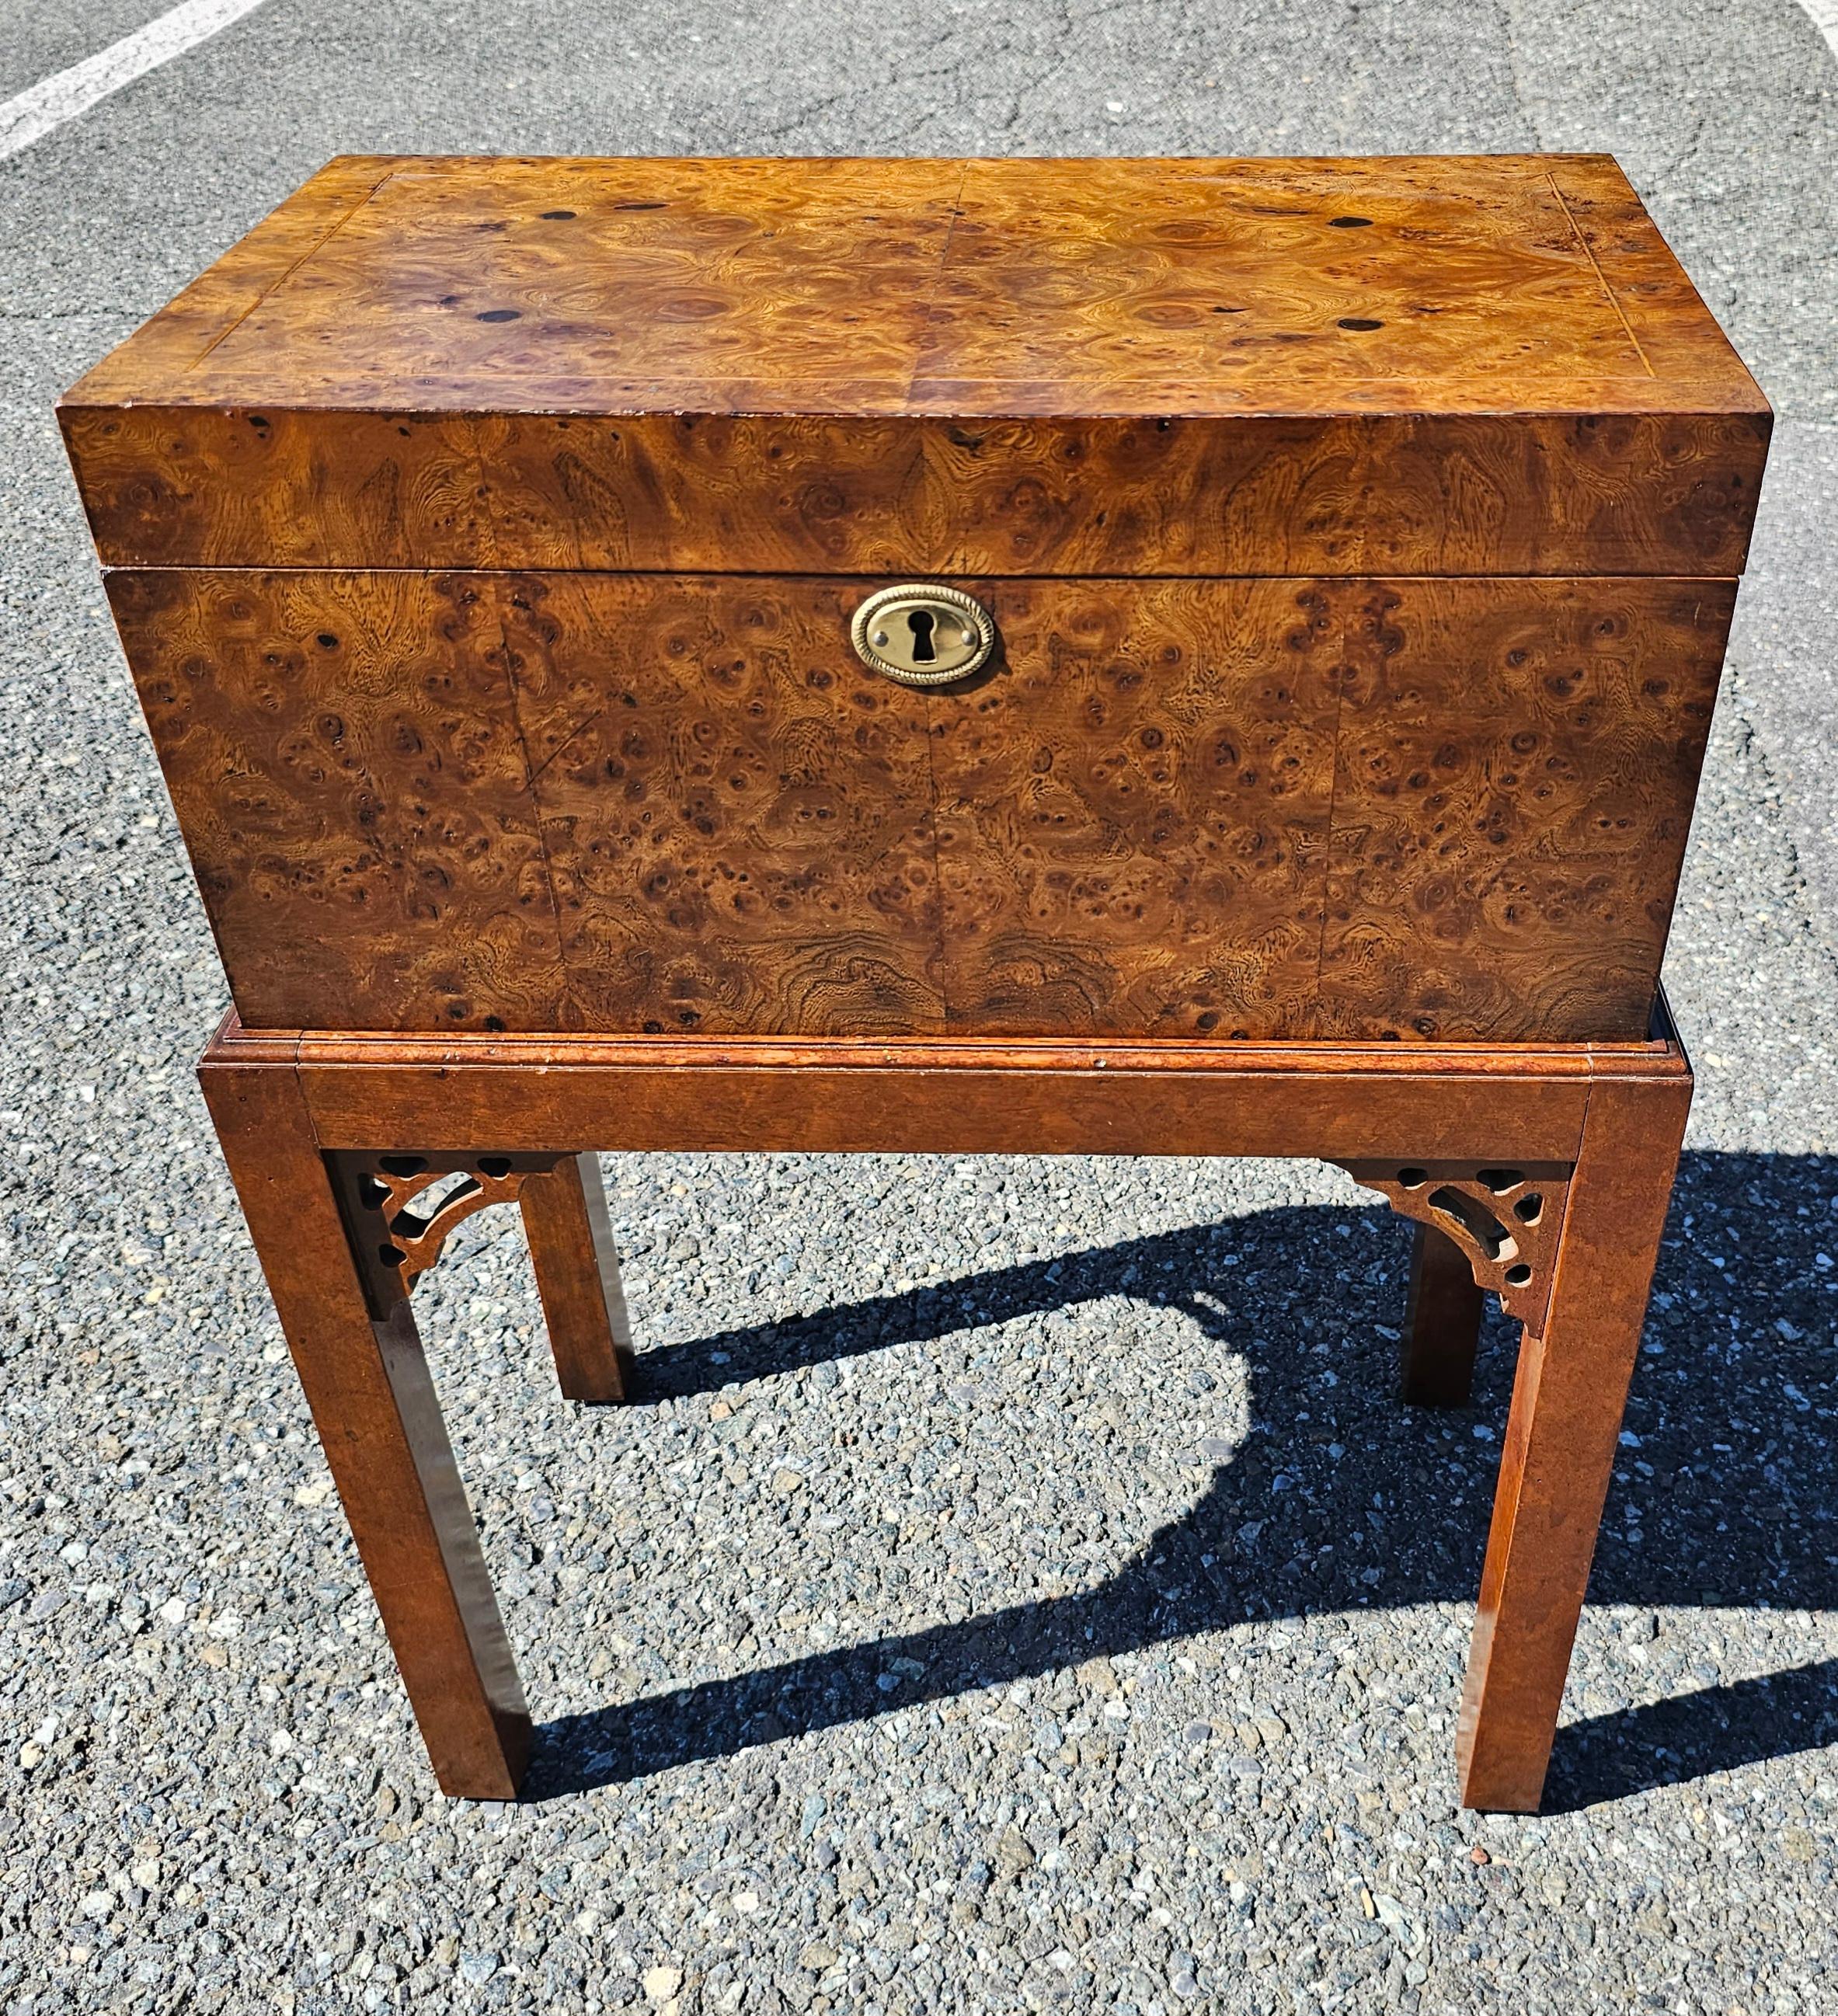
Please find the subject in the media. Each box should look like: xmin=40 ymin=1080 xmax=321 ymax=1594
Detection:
xmin=64 ymin=152 xmax=1766 ymax=1044
xmin=63 ymin=156 xmax=1767 ymax=1812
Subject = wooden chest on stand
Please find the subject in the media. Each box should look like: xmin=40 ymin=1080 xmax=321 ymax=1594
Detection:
xmin=62 ymin=155 xmax=1767 ymax=1810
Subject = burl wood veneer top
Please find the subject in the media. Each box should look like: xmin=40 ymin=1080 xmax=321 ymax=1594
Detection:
xmin=67 ymin=153 xmax=1762 ymax=421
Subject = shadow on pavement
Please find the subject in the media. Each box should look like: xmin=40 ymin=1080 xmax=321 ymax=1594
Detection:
xmin=1544 ymin=1659 xmax=1838 ymax=1812
xmin=526 ymin=1151 xmax=1838 ymax=1809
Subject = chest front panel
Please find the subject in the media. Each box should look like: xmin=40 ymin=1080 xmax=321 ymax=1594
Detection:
xmin=107 ymin=568 xmax=1730 ymax=1040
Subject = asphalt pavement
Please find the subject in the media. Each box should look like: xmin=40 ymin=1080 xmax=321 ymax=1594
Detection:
xmin=2 ymin=3 xmax=1837 ymax=2012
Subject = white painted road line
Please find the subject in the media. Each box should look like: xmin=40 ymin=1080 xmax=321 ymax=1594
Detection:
xmin=1800 ymin=0 xmax=1838 ymax=57
xmin=0 ymin=0 xmax=271 ymax=162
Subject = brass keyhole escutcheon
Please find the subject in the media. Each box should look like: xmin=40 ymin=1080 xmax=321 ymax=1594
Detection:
xmin=850 ymin=583 xmax=996 ymax=687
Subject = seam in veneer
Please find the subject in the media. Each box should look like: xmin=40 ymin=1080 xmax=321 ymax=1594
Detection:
xmin=93 ymin=566 xmax=1749 ymax=586
xmin=906 ymin=160 xmax=974 ymax=406
xmin=915 ymin=684 xmax=953 ymax=1032
xmin=522 ymin=705 xmax=606 ymax=787
xmin=491 ymin=584 xmax=577 ymax=1009
xmin=1545 ymin=172 xmax=1656 ymax=380
xmin=1311 ymin=586 xmax=1351 ymax=1027
xmin=461 ymin=414 xmax=509 ymax=571
xmin=190 ymin=169 xmax=399 ymax=372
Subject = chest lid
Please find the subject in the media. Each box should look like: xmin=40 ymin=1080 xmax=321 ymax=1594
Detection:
xmin=62 ymin=153 xmax=1768 ymax=577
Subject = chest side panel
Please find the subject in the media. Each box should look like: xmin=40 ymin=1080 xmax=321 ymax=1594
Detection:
xmin=1317 ymin=576 xmax=1734 ymax=1039
xmin=105 ymin=569 xmax=569 ymax=1031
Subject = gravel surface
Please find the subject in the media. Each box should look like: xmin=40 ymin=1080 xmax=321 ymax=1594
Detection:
xmin=3 ymin=2 xmax=1837 ymax=2011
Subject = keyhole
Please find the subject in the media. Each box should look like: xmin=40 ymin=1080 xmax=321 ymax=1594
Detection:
xmin=906 ymin=609 xmax=937 ymax=663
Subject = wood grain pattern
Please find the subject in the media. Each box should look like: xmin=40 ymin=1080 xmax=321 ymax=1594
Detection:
xmin=1457 ymin=1071 xmax=1692 ymax=1810
xmin=1401 ymin=1222 xmax=1486 ymax=1408
xmin=928 ymin=579 xmax=1337 ymax=1035
xmin=68 ymin=155 xmax=1759 ymax=413
xmin=498 ymin=573 xmax=944 ymax=1035
xmin=106 ymin=568 xmax=569 ymax=1030
xmin=197 ymin=983 xmax=1691 ymax=1812
xmin=64 ymin=407 xmax=1767 ymax=579
xmin=61 ymin=154 xmax=1769 ymax=576
xmin=517 ymin=1151 xmax=632 ymax=1404
xmin=199 ymin=1056 xmax=531 ymax=1799
xmin=279 ymin=1012 xmax=1683 ymax=1163
xmin=201 ymin=155 xmax=963 ymax=410
xmin=916 ymin=156 xmax=1666 ymax=407
xmin=64 ymin=407 xmax=494 ymax=571
xmin=1318 ymin=577 xmax=1734 ymax=1039
xmin=102 ymin=157 xmax=1736 ymax=1817
xmin=108 ymin=569 xmax=1733 ymax=1041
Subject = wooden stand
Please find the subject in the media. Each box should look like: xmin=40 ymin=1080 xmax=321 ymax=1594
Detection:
xmin=200 ymin=1005 xmax=1691 ymax=1812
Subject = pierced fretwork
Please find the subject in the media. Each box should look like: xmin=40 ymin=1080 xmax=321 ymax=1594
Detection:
xmin=332 ymin=1151 xmax=562 ymax=1305
xmin=1334 ymin=1160 xmax=1573 ymax=1335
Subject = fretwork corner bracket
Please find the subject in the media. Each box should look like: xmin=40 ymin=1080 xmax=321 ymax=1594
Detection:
xmin=1334 ymin=1159 xmax=1573 ymax=1334
xmin=332 ymin=1151 xmax=563 ymax=1307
